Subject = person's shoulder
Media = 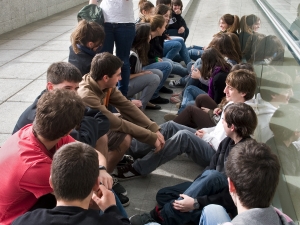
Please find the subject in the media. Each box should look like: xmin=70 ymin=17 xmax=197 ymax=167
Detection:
xmin=12 ymin=208 xmax=49 ymax=225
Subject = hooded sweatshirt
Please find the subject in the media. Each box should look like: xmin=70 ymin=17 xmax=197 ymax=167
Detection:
xmin=226 ymin=206 xmax=295 ymax=225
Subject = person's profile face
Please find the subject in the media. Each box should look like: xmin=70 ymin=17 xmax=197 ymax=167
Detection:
xmin=219 ymin=19 xmax=229 ymax=31
xmin=252 ymin=20 xmax=261 ymax=32
xmin=106 ymin=68 xmax=122 ymax=88
xmin=163 ymin=10 xmax=171 ymax=23
xmin=224 ymin=84 xmax=245 ymax=103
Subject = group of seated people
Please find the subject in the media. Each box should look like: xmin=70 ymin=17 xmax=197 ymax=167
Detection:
xmin=0 ymin=0 xmax=299 ymax=224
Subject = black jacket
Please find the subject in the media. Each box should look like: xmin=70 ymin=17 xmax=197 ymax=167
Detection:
xmin=12 ymin=90 xmax=109 ymax=147
xmin=147 ymin=36 xmax=165 ymax=65
xmin=195 ymin=137 xmax=252 ymax=216
xmin=167 ymin=11 xmax=187 ymax=30
xmin=68 ymin=46 xmax=94 ymax=76
xmin=12 ymin=205 xmax=130 ymax=225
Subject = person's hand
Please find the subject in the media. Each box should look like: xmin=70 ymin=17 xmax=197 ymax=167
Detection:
xmin=191 ymin=68 xmax=201 ymax=79
xmin=92 ymin=184 xmax=116 ymax=211
xmin=178 ymin=26 xmax=185 ymax=34
xmin=201 ymin=107 xmax=210 ymax=113
xmin=195 ymin=129 xmax=205 ymax=138
xmin=99 ymin=170 xmax=113 ymax=190
xmin=154 ymin=131 xmax=165 ymax=153
xmin=174 ymin=9 xmax=182 ymax=15
xmin=157 ymin=57 xmax=163 ymax=62
xmin=132 ymin=100 xmax=143 ymax=108
xmin=213 ymin=108 xmax=222 ymax=115
xmin=165 ymin=34 xmax=171 ymax=40
xmin=173 ymin=194 xmax=195 ymax=212
xmin=143 ymin=70 xmax=153 ymax=75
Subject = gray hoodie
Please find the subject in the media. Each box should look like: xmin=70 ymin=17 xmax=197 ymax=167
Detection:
xmin=229 ymin=207 xmax=295 ymax=225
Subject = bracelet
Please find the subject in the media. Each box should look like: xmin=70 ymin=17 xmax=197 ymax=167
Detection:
xmin=99 ymin=165 xmax=107 ymax=170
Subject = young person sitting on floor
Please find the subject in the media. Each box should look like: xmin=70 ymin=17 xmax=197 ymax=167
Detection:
xmin=114 ymin=69 xmax=256 ymax=180
xmin=198 ymin=140 xmax=295 ymax=225
xmin=77 ymin=52 xmax=165 ymax=178
xmin=130 ymin=103 xmax=257 ymax=225
xmin=0 ymin=89 xmax=87 ymax=225
xmin=12 ymin=142 xmax=130 ymax=225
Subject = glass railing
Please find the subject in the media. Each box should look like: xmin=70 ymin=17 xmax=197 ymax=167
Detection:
xmin=241 ymin=1 xmax=300 ymax=223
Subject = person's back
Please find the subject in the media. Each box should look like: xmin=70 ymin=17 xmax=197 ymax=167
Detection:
xmin=0 ymin=90 xmax=85 ymax=225
xmin=12 ymin=142 xmax=130 ymax=225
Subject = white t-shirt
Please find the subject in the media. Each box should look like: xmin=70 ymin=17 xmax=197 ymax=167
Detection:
xmin=100 ymin=0 xmax=135 ymax=23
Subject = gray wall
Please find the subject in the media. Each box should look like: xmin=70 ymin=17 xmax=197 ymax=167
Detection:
xmin=0 ymin=0 xmax=87 ymax=35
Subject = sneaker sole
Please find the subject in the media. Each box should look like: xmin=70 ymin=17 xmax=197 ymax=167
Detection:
xmin=122 ymin=200 xmax=130 ymax=207
xmin=116 ymin=175 xmax=146 ymax=181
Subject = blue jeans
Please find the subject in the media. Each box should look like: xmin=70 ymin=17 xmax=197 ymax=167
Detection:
xmin=101 ymin=23 xmax=135 ymax=97
xmin=164 ymin=40 xmax=181 ymax=61
xmin=165 ymin=38 xmax=191 ymax=65
xmin=167 ymin=27 xmax=190 ymax=42
xmin=199 ymin=205 xmax=231 ymax=225
xmin=157 ymin=170 xmax=228 ymax=225
xmin=179 ymin=85 xmax=207 ymax=114
xmin=163 ymin=58 xmax=188 ymax=77
xmin=187 ymin=45 xmax=204 ymax=61
xmin=99 ymin=191 xmax=128 ymax=218
xmin=143 ymin=61 xmax=172 ymax=99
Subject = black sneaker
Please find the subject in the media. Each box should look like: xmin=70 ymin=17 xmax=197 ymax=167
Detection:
xmin=116 ymin=193 xmax=130 ymax=207
xmin=114 ymin=164 xmax=142 ymax=181
xmin=150 ymin=96 xmax=169 ymax=104
xmin=159 ymin=86 xmax=174 ymax=94
xmin=112 ymin=177 xmax=127 ymax=196
xmin=117 ymin=155 xmax=134 ymax=167
xmin=130 ymin=213 xmax=156 ymax=225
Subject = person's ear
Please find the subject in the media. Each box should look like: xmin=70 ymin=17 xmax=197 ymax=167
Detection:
xmin=87 ymin=42 xmax=94 ymax=49
xmin=47 ymin=82 xmax=54 ymax=91
xmin=102 ymin=75 xmax=109 ymax=82
xmin=49 ymin=176 xmax=53 ymax=189
xmin=230 ymin=124 xmax=235 ymax=132
xmin=92 ymin=177 xmax=101 ymax=191
xmin=228 ymin=177 xmax=236 ymax=194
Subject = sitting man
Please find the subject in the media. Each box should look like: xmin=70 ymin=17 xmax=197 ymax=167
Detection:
xmin=12 ymin=142 xmax=130 ymax=225
xmin=198 ymin=140 xmax=296 ymax=225
xmin=0 ymin=89 xmax=97 ymax=224
xmin=115 ymin=69 xmax=257 ymax=179
xmin=77 ymin=52 xmax=165 ymax=175
xmin=11 ymin=62 xmax=128 ymax=203
xmin=130 ymin=103 xmax=257 ymax=225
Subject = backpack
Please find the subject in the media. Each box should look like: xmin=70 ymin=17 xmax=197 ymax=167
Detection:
xmin=77 ymin=4 xmax=104 ymax=26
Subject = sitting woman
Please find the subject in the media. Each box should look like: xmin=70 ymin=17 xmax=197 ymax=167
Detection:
xmin=136 ymin=0 xmax=155 ymax=24
xmin=177 ymin=48 xmax=231 ymax=113
xmin=239 ymin=14 xmax=260 ymax=53
xmin=170 ymin=32 xmax=240 ymax=90
xmin=185 ymin=13 xmax=240 ymax=61
xmin=167 ymin=0 xmax=189 ymax=42
xmin=129 ymin=23 xmax=163 ymax=110
xmin=155 ymin=4 xmax=191 ymax=67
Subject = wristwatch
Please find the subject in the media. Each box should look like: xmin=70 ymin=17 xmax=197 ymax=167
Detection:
xmin=99 ymin=165 xmax=107 ymax=171
xmin=193 ymin=198 xmax=200 ymax=209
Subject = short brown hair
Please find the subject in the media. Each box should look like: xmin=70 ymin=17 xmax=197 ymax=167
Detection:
xmin=155 ymin=4 xmax=170 ymax=16
xmin=51 ymin=142 xmax=99 ymax=201
xmin=70 ymin=20 xmax=105 ymax=54
xmin=90 ymin=52 xmax=123 ymax=81
xmin=47 ymin=62 xmax=82 ymax=84
xmin=33 ymin=89 xmax=85 ymax=141
xmin=226 ymin=139 xmax=280 ymax=208
xmin=226 ymin=69 xmax=257 ymax=100
xmin=260 ymin=70 xmax=292 ymax=102
xmin=224 ymin=103 xmax=257 ymax=138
